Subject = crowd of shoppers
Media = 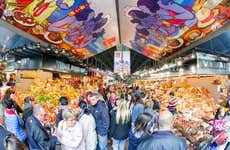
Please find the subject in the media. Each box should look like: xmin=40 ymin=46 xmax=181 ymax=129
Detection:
xmin=1 ymin=84 xmax=230 ymax=150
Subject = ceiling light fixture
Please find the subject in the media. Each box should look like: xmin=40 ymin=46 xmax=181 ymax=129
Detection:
xmin=36 ymin=43 xmax=40 ymax=48
xmin=47 ymin=47 xmax=51 ymax=51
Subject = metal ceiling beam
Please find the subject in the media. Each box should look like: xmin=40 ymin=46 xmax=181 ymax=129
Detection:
xmin=0 ymin=19 xmax=49 ymax=47
xmin=115 ymin=0 xmax=121 ymax=43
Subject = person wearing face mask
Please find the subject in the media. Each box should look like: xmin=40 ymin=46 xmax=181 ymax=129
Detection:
xmin=57 ymin=107 xmax=85 ymax=150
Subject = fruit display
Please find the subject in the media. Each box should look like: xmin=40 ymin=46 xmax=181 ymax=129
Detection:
xmin=139 ymin=79 xmax=218 ymax=119
xmin=173 ymin=116 xmax=212 ymax=145
xmin=18 ymin=76 xmax=102 ymax=125
xmin=136 ymin=78 xmax=221 ymax=145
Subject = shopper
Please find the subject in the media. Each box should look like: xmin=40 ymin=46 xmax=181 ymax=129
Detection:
xmin=56 ymin=96 xmax=68 ymax=126
xmin=211 ymin=107 xmax=226 ymax=137
xmin=22 ymin=96 xmax=35 ymax=122
xmin=144 ymin=99 xmax=155 ymax=116
xmin=4 ymin=98 xmax=26 ymax=143
xmin=108 ymin=92 xmax=117 ymax=112
xmin=110 ymin=99 xmax=131 ymax=150
xmin=26 ymin=104 xmax=57 ymax=150
xmin=167 ymin=91 xmax=178 ymax=115
xmin=0 ymin=103 xmax=12 ymax=150
xmin=2 ymin=87 xmax=23 ymax=114
xmin=137 ymin=111 xmax=187 ymax=150
xmin=128 ymin=113 xmax=152 ymax=150
xmin=152 ymin=98 xmax=160 ymax=113
xmin=79 ymin=100 xmax=97 ymax=150
xmin=131 ymin=95 xmax=145 ymax=123
xmin=88 ymin=92 xmax=110 ymax=150
xmin=144 ymin=99 xmax=159 ymax=130
xmin=57 ymin=107 xmax=85 ymax=150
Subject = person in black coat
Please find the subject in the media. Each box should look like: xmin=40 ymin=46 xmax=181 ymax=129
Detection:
xmin=110 ymin=99 xmax=131 ymax=150
xmin=22 ymin=96 xmax=35 ymax=122
xmin=88 ymin=92 xmax=110 ymax=150
xmin=56 ymin=96 xmax=68 ymax=127
xmin=25 ymin=104 xmax=56 ymax=150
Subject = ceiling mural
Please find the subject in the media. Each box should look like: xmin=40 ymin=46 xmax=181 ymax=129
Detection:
xmin=0 ymin=0 xmax=119 ymax=59
xmin=119 ymin=0 xmax=230 ymax=60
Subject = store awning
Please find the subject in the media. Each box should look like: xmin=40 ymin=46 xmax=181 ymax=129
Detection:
xmin=0 ymin=0 xmax=229 ymax=62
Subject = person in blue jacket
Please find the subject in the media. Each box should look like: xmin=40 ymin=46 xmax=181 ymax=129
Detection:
xmin=128 ymin=113 xmax=152 ymax=150
xmin=0 ymin=103 xmax=13 ymax=150
xmin=88 ymin=92 xmax=110 ymax=150
xmin=4 ymin=99 xmax=26 ymax=143
xmin=137 ymin=111 xmax=187 ymax=150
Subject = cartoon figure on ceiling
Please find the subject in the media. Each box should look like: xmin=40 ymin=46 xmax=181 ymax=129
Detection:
xmin=26 ymin=0 xmax=108 ymax=52
xmin=1 ymin=0 xmax=113 ymax=58
xmin=129 ymin=0 xmax=197 ymax=55
xmin=127 ymin=0 xmax=228 ymax=60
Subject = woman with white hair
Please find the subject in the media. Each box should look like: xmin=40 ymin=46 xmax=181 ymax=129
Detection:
xmin=110 ymin=99 xmax=131 ymax=150
xmin=57 ymin=107 xmax=85 ymax=150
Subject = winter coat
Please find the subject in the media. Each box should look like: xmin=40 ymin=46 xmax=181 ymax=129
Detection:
xmin=131 ymin=103 xmax=144 ymax=123
xmin=25 ymin=115 xmax=51 ymax=150
xmin=56 ymin=105 xmax=68 ymax=127
xmin=4 ymin=109 xmax=26 ymax=142
xmin=79 ymin=113 xmax=97 ymax=150
xmin=128 ymin=127 xmax=149 ymax=150
xmin=90 ymin=100 xmax=110 ymax=136
xmin=137 ymin=131 xmax=187 ymax=150
xmin=57 ymin=120 xmax=85 ymax=150
xmin=110 ymin=109 xmax=131 ymax=140
xmin=23 ymin=103 xmax=33 ymax=122
xmin=0 ymin=125 xmax=12 ymax=150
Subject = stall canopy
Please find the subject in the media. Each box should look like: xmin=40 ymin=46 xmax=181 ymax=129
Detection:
xmin=0 ymin=0 xmax=229 ymax=68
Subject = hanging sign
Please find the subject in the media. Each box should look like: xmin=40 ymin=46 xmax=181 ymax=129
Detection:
xmin=114 ymin=51 xmax=130 ymax=76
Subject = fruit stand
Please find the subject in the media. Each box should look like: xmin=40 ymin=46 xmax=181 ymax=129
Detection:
xmin=135 ymin=75 xmax=229 ymax=145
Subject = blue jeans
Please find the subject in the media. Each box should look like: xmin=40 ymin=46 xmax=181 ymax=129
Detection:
xmin=50 ymin=136 xmax=57 ymax=150
xmin=97 ymin=135 xmax=108 ymax=150
xmin=112 ymin=138 xmax=126 ymax=150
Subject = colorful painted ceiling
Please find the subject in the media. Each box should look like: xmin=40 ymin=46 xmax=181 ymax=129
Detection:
xmin=119 ymin=0 xmax=230 ymax=60
xmin=0 ymin=0 xmax=229 ymax=61
xmin=0 ymin=0 xmax=119 ymax=59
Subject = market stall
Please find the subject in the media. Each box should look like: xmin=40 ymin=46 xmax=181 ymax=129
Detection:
xmin=134 ymin=52 xmax=230 ymax=146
